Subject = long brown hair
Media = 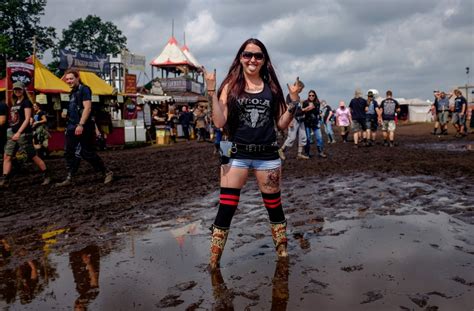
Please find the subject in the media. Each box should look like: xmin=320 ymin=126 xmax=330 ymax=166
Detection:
xmin=217 ymin=38 xmax=286 ymax=135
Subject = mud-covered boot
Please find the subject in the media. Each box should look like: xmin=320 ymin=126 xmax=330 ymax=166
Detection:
xmin=209 ymin=225 xmax=229 ymax=270
xmin=271 ymin=221 xmax=288 ymax=257
xmin=317 ymin=146 xmax=327 ymax=158
xmin=41 ymin=170 xmax=51 ymax=186
xmin=56 ymin=173 xmax=73 ymax=187
xmin=296 ymin=146 xmax=309 ymax=160
xmin=0 ymin=175 xmax=10 ymax=188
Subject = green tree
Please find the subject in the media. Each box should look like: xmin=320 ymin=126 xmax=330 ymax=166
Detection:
xmin=0 ymin=0 xmax=56 ymax=78
xmin=48 ymin=15 xmax=127 ymax=75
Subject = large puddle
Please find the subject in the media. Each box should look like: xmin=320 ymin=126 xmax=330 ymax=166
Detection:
xmin=1 ymin=174 xmax=473 ymax=310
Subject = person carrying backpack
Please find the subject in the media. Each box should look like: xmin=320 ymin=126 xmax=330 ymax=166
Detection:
xmin=56 ymin=69 xmax=113 ymax=186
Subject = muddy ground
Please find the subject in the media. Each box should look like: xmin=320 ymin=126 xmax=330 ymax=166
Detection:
xmin=0 ymin=122 xmax=473 ymax=310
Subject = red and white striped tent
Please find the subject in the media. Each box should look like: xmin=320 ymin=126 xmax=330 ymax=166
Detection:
xmin=181 ymin=44 xmax=201 ymax=69
xmin=150 ymin=36 xmax=197 ymax=68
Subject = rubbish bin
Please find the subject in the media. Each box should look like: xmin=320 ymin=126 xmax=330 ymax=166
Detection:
xmin=156 ymin=128 xmax=170 ymax=145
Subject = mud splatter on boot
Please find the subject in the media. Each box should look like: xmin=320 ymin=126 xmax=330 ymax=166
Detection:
xmin=271 ymin=221 xmax=288 ymax=257
xmin=209 ymin=225 xmax=229 ymax=270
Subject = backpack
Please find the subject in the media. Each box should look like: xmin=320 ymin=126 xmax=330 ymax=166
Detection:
xmin=74 ymin=84 xmax=100 ymax=121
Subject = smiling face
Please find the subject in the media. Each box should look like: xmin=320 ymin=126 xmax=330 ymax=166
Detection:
xmin=240 ymin=43 xmax=265 ymax=77
xmin=65 ymin=73 xmax=80 ymax=88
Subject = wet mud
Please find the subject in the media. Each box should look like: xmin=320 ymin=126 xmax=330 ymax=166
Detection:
xmin=0 ymin=123 xmax=473 ymax=309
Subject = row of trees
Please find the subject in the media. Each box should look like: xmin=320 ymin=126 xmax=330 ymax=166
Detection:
xmin=0 ymin=0 xmax=127 ymax=77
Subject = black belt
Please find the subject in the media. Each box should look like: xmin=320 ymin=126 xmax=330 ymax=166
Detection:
xmin=233 ymin=143 xmax=279 ymax=153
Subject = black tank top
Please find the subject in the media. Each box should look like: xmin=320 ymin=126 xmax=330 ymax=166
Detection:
xmin=231 ymin=83 xmax=279 ymax=160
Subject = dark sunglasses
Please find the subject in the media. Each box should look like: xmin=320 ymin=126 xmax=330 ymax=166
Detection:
xmin=241 ymin=51 xmax=265 ymax=61
xmin=309 ymin=94 xmax=316 ymax=97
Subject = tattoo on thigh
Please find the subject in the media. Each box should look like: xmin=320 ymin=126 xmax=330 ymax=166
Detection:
xmin=263 ymin=168 xmax=280 ymax=189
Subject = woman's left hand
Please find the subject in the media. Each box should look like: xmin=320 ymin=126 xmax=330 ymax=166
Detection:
xmin=12 ymin=133 xmax=20 ymax=141
xmin=203 ymin=67 xmax=217 ymax=92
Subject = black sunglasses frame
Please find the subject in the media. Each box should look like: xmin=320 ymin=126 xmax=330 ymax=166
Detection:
xmin=241 ymin=51 xmax=265 ymax=61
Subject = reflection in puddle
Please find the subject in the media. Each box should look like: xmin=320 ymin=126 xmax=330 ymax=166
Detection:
xmin=405 ymin=142 xmax=474 ymax=152
xmin=0 ymin=174 xmax=473 ymax=309
xmin=70 ymin=245 xmax=100 ymax=311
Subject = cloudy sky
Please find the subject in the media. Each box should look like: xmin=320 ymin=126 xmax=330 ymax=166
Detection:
xmin=42 ymin=0 xmax=473 ymax=105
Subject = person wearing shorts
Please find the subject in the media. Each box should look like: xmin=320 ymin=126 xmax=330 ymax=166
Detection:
xmin=335 ymin=101 xmax=352 ymax=142
xmin=349 ymin=89 xmax=367 ymax=147
xmin=204 ymin=38 xmax=297 ymax=270
xmin=378 ymin=90 xmax=400 ymax=147
xmin=0 ymin=82 xmax=50 ymax=188
xmin=451 ymin=89 xmax=467 ymax=137
xmin=436 ymin=91 xmax=452 ymax=135
xmin=365 ymin=91 xmax=379 ymax=146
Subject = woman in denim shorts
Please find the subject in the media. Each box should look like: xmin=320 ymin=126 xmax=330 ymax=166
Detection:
xmin=204 ymin=38 xmax=299 ymax=270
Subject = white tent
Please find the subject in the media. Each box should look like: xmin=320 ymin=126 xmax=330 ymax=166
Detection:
xmin=150 ymin=36 xmax=196 ymax=68
xmin=406 ymin=98 xmax=433 ymax=122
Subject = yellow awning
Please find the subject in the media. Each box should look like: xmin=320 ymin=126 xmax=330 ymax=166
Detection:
xmin=79 ymin=71 xmax=115 ymax=96
xmin=34 ymin=56 xmax=71 ymax=93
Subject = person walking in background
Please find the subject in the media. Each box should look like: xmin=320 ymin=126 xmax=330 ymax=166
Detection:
xmin=194 ymin=104 xmax=208 ymax=142
xmin=278 ymin=79 xmax=308 ymax=160
xmin=303 ymin=90 xmax=327 ymax=158
xmin=349 ymin=89 xmax=367 ymax=147
xmin=0 ymin=93 xmax=7 ymax=161
xmin=335 ymin=101 xmax=351 ymax=143
xmin=452 ymin=89 xmax=467 ymax=137
xmin=56 ymin=69 xmax=113 ymax=186
xmin=431 ymin=91 xmax=441 ymax=135
xmin=365 ymin=91 xmax=379 ymax=146
xmin=0 ymin=82 xmax=50 ymax=188
xmin=435 ymin=91 xmax=451 ymax=135
xmin=178 ymin=106 xmax=193 ymax=141
xmin=320 ymin=100 xmax=336 ymax=144
xmin=378 ymin=90 xmax=400 ymax=147
xmin=204 ymin=38 xmax=297 ymax=270
xmin=31 ymin=103 xmax=50 ymax=158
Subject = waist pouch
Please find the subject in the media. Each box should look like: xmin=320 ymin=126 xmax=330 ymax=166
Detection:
xmin=219 ymin=142 xmax=279 ymax=164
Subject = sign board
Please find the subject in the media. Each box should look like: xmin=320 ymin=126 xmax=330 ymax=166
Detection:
xmin=60 ymin=93 xmax=70 ymax=101
xmin=91 ymin=95 xmax=100 ymax=102
xmin=36 ymin=94 xmax=48 ymax=105
xmin=59 ymin=49 xmax=109 ymax=73
xmin=6 ymin=62 xmax=35 ymax=104
xmin=117 ymin=95 xmax=124 ymax=103
xmin=122 ymin=51 xmax=146 ymax=71
xmin=124 ymin=74 xmax=137 ymax=94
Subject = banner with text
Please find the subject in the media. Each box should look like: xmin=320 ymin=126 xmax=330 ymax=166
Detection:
xmin=59 ymin=49 xmax=109 ymax=73
xmin=124 ymin=74 xmax=137 ymax=94
xmin=122 ymin=51 xmax=146 ymax=71
xmin=6 ymin=62 xmax=35 ymax=104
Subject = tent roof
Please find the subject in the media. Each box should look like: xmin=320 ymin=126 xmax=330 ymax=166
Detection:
xmin=181 ymin=45 xmax=201 ymax=68
xmin=34 ymin=56 xmax=71 ymax=93
xmin=150 ymin=36 xmax=196 ymax=68
xmin=78 ymin=71 xmax=115 ymax=95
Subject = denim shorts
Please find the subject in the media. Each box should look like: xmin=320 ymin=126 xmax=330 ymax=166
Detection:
xmin=227 ymin=158 xmax=281 ymax=170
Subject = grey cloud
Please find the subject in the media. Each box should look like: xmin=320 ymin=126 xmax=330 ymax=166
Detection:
xmin=207 ymin=0 xmax=325 ymax=27
xmin=338 ymin=0 xmax=436 ymax=24
xmin=442 ymin=0 xmax=473 ymax=29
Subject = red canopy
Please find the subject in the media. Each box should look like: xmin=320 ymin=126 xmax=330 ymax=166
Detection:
xmin=0 ymin=77 xmax=5 ymax=91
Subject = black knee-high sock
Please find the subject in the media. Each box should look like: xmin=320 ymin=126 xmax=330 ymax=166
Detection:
xmin=262 ymin=191 xmax=285 ymax=224
xmin=213 ymin=187 xmax=241 ymax=229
